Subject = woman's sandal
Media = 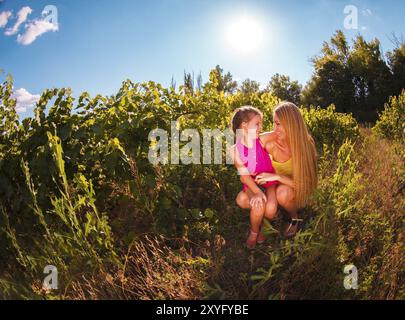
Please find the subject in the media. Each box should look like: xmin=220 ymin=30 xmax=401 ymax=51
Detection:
xmin=282 ymin=218 xmax=303 ymax=239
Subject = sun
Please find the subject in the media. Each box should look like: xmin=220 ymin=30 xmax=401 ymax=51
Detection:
xmin=226 ymin=15 xmax=264 ymax=54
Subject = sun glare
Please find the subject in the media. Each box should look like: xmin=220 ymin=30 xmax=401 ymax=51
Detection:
xmin=226 ymin=15 xmax=264 ymax=54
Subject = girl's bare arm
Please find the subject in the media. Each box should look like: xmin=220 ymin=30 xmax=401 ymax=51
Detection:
xmin=227 ymin=145 xmax=263 ymax=194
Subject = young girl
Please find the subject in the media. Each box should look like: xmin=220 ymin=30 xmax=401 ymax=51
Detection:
xmin=228 ymin=106 xmax=279 ymax=249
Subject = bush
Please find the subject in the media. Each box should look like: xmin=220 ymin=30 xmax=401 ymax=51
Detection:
xmin=1 ymin=132 xmax=119 ymax=298
xmin=301 ymin=104 xmax=360 ymax=153
xmin=373 ymin=90 xmax=405 ymax=142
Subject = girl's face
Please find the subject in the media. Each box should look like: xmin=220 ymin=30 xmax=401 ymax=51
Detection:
xmin=273 ymin=113 xmax=286 ymax=139
xmin=242 ymin=114 xmax=262 ymax=138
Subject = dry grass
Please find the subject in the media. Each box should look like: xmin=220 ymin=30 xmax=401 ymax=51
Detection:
xmin=353 ymin=127 xmax=404 ymax=299
xmin=63 ymin=235 xmax=207 ymax=300
xmin=357 ymin=127 xmax=404 ymax=217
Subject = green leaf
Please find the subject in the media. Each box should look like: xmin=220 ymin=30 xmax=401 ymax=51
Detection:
xmin=204 ymin=208 xmax=214 ymax=219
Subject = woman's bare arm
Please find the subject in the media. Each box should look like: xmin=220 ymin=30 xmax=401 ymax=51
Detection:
xmin=277 ymin=174 xmax=295 ymax=189
xmin=255 ymin=172 xmax=296 ymax=189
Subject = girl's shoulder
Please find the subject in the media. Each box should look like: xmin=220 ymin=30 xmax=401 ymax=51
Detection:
xmin=260 ymin=131 xmax=277 ymax=153
xmin=227 ymin=144 xmax=244 ymax=167
xmin=227 ymin=144 xmax=241 ymax=160
xmin=259 ymin=131 xmax=277 ymax=144
xmin=227 ymin=143 xmax=236 ymax=153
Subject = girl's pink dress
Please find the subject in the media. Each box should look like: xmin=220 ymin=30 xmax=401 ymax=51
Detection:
xmin=236 ymin=137 xmax=278 ymax=192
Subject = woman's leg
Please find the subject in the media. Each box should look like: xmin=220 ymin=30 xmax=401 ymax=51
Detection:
xmin=264 ymin=185 xmax=278 ymax=221
xmin=276 ymin=184 xmax=300 ymax=236
xmin=275 ymin=184 xmax=297 ymax=218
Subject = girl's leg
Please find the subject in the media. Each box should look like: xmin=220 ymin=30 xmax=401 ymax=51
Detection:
xmin=250 ymin=185 xmax=278 ymax=244
xmin=236 ymin=189 xmax=265 ymax=248
xmin=235 ymin=190 xmax=251 ymax=209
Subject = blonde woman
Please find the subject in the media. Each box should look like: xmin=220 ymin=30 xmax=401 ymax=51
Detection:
xmin=237 ymin=101 xmax=318 ymax=238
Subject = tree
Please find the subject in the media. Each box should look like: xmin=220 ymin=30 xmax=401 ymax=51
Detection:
xmin=183 ymin=71 xmax=194 ymax=94
xmin=239 ymin=78 xmax=260 ymax=94
xmin=348 ymin=36 xmax=391 ymax=120
xmin=182 ymin=71 xmax=203 ymax=94
xmin=206 ymin=65 xmax=238 ymax=94
xmin=267 ymin=73 xmax=302 ymax=105
xmin=196 ymin=72 xmax=203 ymax=92
xmin=170 ymin=75 xmax=176 ymax=91
xmin=302 ymin=30 xmax=393 ymax=123
xmin=302 ymin=30 xmax=354 ymax=113
xmin=387 ymin=43 xmax=405 ymax=97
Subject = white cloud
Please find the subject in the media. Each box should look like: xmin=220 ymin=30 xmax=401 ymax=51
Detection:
xmin=0 ymin=10 xmax=12 ymax=28
xmin=4 ymin=6 xmax=32 ymax=36
xmin=362 ymin=9 xmax=373 ymax=17
xmin=13 ymin=88 xmax=40 ymax=112
xmin=17 ymin=19 xmax=58 ymax=45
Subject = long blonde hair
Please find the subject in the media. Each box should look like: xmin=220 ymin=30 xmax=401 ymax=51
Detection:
xmin=274 ymin=102 xmax=318 ymax=208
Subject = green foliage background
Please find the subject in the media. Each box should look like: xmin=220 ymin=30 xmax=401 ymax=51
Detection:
xmin=0 ymin=31 xmax=403 ymax=300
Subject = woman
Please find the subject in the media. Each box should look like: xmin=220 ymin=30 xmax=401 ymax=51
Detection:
xmin=236 ymin=101 xmax=318 ymax=238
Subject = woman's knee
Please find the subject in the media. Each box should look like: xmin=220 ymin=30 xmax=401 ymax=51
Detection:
xmin=276 ymin=185 xmax=294 ymax=205
xmin=264 ymin=202 xmax=278 ymax=219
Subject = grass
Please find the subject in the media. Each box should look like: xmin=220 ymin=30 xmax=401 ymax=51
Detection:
xmin=0 ymin=124 xmax=403 ymax=300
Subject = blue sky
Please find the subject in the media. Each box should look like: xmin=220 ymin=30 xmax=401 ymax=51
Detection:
xmin=0 ymin=0 xmax=404 ymax=118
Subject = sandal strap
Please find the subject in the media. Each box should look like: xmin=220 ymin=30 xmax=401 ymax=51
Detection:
xmin=290 ymin=218 xmax=303 ymax=224
xmin=284 ymin=218 xmax=302 ymax=237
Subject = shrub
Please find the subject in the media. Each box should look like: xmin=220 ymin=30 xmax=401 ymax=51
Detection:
xmin=373 ymin=90 xmax=405 ymax=142
xmin=301 ymin=104 xmax=360 ymax=153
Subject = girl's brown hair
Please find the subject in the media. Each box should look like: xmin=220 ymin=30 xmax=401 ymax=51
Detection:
xmin=230 ymin=106 xmax=263 ymax=133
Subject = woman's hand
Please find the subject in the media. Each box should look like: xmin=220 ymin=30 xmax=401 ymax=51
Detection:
xmin=255 ymin=173 xmax=280 ymax=185
xmin=250 ymin=191 xmax=267 ymax=209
